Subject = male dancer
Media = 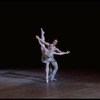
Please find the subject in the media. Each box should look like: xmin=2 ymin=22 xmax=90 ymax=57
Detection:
xmin=38 ymin=28 xmax=70 ymax=82
xmin=36 ymin=35 xmax=70 ymax=83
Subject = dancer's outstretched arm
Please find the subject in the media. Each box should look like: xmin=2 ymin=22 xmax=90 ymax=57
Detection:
xmin=56 ymin=49 xmax=62 ymax=53
xmin=54 ymin=50 xmax=70 ymax=55
xmin=56 ymin=48 xmax=70 ymax=54
xmin=56 ymin=48 xmax=68 ymax=53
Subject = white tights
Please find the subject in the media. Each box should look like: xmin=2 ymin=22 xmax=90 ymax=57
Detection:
xmin=40 ymin=28 xmax=58 ymax=83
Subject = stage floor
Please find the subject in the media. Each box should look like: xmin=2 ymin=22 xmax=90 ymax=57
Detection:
xmin=0 ymin=68 xmax=100 ymax=99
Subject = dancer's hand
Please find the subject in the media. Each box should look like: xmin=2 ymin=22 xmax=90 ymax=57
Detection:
xmin=65 ymin=50 xmax=70 ymax=54
xmin=36 ymin=35 xmax=39 ymax=39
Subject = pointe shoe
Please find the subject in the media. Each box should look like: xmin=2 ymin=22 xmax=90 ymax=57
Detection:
xmin=41 ymin=28 xmax=45 ymax=34
xmin=46 ymin=77 xmax=49 ymax=83
xmin=46 ymin=79 xmax=49 ymax=83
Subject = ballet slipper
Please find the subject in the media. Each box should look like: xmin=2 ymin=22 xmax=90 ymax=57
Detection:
xmin=50 ymin=77 xmax=57 ymax=81
xmin=46 ymin=77 xmax=49 ymax=83
xmin=41 ymin=28 xmax=45 ymax=34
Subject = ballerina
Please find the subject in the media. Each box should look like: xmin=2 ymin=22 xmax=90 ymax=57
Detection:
xmin=38 ymin=28 xmax=70 ymax=81
xmin=36 ymin=35 xmax=70 ymax=83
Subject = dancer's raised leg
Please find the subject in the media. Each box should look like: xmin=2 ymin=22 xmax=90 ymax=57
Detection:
xmin=40 ymin=28 xmax=45 ymax=51
xmin=41 ymin=28 xmax=45 ymax=40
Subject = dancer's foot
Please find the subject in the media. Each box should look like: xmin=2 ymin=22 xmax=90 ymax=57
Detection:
xmin=50 ymin=77 xmax=57 ymax=81
xmin=41 ymin=28 xmax=45 ymax=34
xmin=46 ymin=77 xmax=49 ymax=83
xmin=52 ymin=78 xmax=57 ymax=81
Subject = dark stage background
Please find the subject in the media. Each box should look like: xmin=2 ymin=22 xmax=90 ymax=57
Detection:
xmin=0 ymin=1 xmax=99 ymax=69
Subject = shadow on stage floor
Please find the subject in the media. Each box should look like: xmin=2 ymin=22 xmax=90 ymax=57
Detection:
xmin=0 ymin=67 xmax=100 ymax=99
